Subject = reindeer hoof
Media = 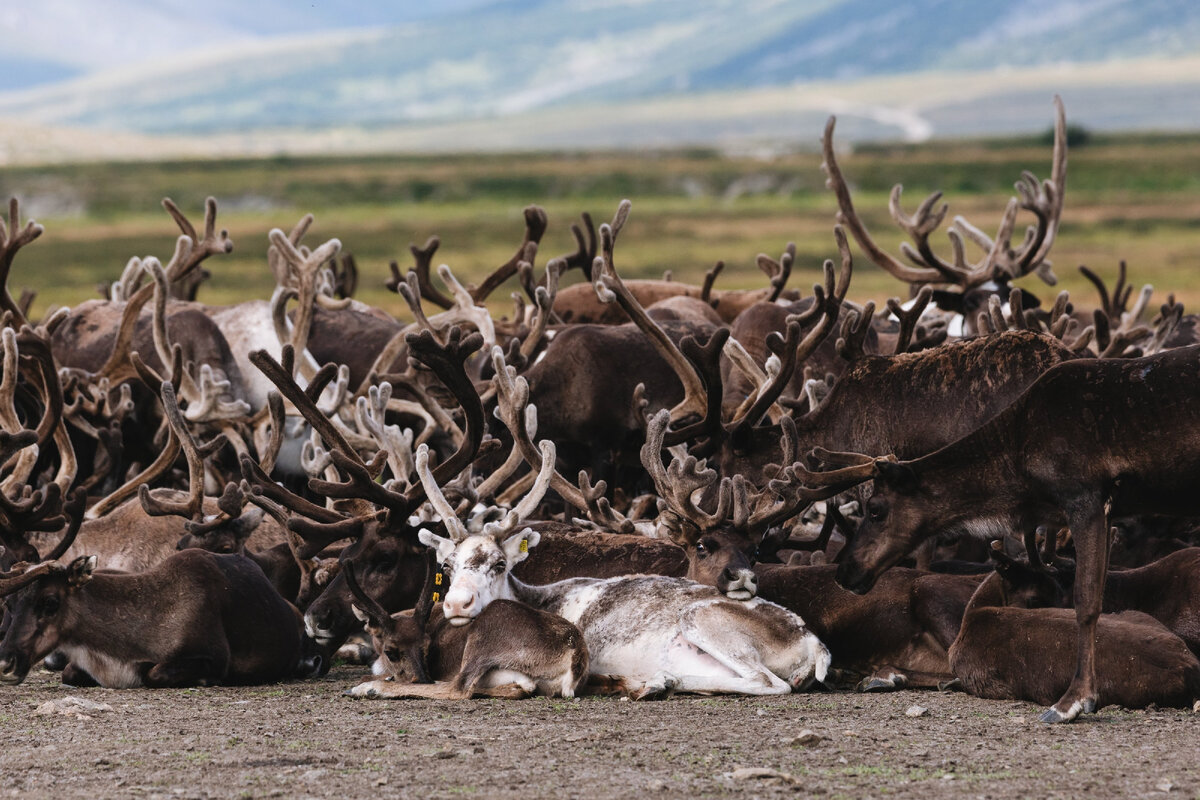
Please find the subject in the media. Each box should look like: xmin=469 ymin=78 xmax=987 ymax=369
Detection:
xmin=936 ymin=678 xmax=962 ymax=692
xmin=857 ymin=673 xmax=905 ymax=693
xmin=1038 ymin=703 xmax=1081 ymax=724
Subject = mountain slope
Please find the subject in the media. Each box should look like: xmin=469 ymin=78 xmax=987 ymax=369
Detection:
xmin=1 ymin=0 xmax=1198 ymax=140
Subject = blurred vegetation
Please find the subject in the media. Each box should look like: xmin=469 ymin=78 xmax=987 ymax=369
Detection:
xmin=4 ymin=129 xmax=1200 ymax=320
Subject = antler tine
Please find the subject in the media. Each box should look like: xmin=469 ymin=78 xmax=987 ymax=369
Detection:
xmin=701 ymin=261 xmax=725 ymax=304
xmin=408 ymin=236 xmax=453 ymax=309
xmin=397 ymin=271 xmax=442 ymax=341
xmin=41 ymin=488 xmax=86 ymax=563
xmin=15 ymin=327 xmax=75 ymax=492
xmin=85 ymin=406 xmax=183 ymax=520
xmin=757 ymin=241 xmax=795 ymax=303
xmin=161 ymin=197 xmax=232 ymax=282
xmin=518 ymin=257 xmax=563 ymax=360
xmin=822 ymin=119 xmax=945 ymax=285
xmin=726 ymin=320 xmax=802 ymax=435
xmin=835 ymin=301 xmax=876 ymax=363
xmin=343 ymin=559 xmax=393 ymax=626
xmin=0 ymin=197 xmax=45 ymax=328
xmin=139 ymin=381 xmax=228 ymax=520
xmin=483 ymin=439 xmax=557 ymax=542
xmin=640 ymin=409 xmax=730 ymax=530
xmin=889 ymin=186 xmax=969 ymax=283
xmin=662 ymin=328 xmax=730 ymax=446
xmin=251 ymin=346 xmax=363 ymax=468
xmin=268 ymin=227 xmax=342 ymax=373
xmin=471 ymin=206 xmax=549 ymax=303
xmin=592 ymin=200 xmax=707 ymax=423
xmin=0 ymin=560 xmax=60 ymax=598
xmin=0 ymin=329 xmax=39 ymax=491
xmin=415 ymin=443 xmax=469 ymax=541
xmin=789 ymin=453 xmax=886 ymax=489
xmin=886 ymin=286 xmax=934 ymax=354
xmin=238 ymin=454 xmax=345 ymax=525
xmin=563 ymin=212 xmax=598 ymax=280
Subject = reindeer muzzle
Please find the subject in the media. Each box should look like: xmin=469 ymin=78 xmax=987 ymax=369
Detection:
xmin=720 ymin=568 xmax=758 ymax=600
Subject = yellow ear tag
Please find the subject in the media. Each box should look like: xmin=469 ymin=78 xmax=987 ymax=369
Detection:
xmin=432 ymin=592 xmax=441 ymax=603
xmin=434 ymin=572 xmax=443 ymax=585
xmin=519 ymin=539 xmax=528 ymax=553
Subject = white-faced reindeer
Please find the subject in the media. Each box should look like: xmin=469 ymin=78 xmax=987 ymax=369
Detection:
xmin=415 ymin=439 xmax=830 ymax=698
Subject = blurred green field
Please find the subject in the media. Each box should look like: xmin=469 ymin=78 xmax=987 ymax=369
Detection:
xmin=4 ymin=131 xmax=1200 ymax=321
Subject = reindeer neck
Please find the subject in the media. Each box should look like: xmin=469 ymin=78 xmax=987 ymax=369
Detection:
xmin=909 ymin=420 xmax=1028 ymax=534
xmin=58 ymin=574 xmax=157 ymax=650
xmin=963 ymin=572 xmax=1006 ymax=615
xmin=504 ymin=573 xmax=584 ymax=616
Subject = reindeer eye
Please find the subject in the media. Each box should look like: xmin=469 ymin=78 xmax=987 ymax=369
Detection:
xmin=384 ymin=648 xmax=401 ymax=662
xmin=493 ymin=561 xmax=507 ymax=573
xmin=867 ymin=499 xmax=887 ymax=521
xmin=695 ymin=542 xmax=707 ymax=555
xmin=37 ymin=596 xmax=59 ymax=616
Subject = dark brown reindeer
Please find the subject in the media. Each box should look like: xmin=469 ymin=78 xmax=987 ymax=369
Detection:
xmin=0 ymin=548 xmax=320 ymax=688
xmin=1002 ymin=544 xmax=1200 ymax=656
xmin=948 ymin=547 xmax=1200 ymax=709
xmin=801 ymin=343 xmax=1200 ymax=722
xmin=752 ymin=562 xmax=983 ymax=691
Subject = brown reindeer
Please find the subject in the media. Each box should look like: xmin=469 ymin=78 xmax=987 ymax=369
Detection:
xmin=949 ymin=549 xmax=1200 ymax=709
xmin=343 ymin=560 xmax=589 ymax=700
xmin=0 ymin=549 xmax=320 ymax=687
xmin=803 ymin=343 xmax=1200 ymax=722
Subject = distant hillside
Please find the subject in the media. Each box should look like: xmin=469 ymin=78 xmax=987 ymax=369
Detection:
xmin=0 ymin=0 xmax=1198 ymax=157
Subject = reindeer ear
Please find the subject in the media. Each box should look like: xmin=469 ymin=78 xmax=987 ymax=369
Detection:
xmin=502 ymin=528 xmax=539 ymax=565
xmin=417 ymin=529 xmax=457 ymax=565
xmin=875 ymin=460 xmax=918 ymax=494
xmin=67 ymin=555 xmax=96 ymax=587
xmin=228 ymin=507 xmax=264 ymax=537
xmin=351 ymin=603 xmax=370 ymax=623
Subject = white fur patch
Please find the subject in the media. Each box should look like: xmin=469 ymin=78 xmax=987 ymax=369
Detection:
xmin=59 ymin=645 xmax=142 ymax=689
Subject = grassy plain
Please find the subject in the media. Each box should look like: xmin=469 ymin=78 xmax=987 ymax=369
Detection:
xmin=3 ymin=131 xmax=1200 ymax=318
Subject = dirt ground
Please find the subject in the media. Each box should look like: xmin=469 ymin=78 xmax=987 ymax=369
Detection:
xmin=1 ymin=665 xmax=1196 ymax=800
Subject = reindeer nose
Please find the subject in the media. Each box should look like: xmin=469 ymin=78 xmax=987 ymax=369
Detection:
xmin=443 ymin=590 xmax=476 ymax=621
xmin=722 ymin=567 xmax=738 ymax=582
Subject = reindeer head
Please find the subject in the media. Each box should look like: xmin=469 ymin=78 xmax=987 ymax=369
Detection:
xmin=0 ymin=556 xmax=94 ymax=685
xmin=832 ymin=459 xmax=934 ymax=594
xmin=414 ymin=439 xmax=553 ymax=627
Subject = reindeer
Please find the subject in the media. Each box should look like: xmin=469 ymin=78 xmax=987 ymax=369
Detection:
xmin=797 ymin=343 xmax=1200 ymax=722
xmin=0 ymin=548 xmax=321 ymax=687
xmin=413 ymin=440 xmax=831 ymax=698
xmin=948 ymin=547 xmax=1200 ymax=709
xmin=343 ymin=560 xmax=589 ymax=700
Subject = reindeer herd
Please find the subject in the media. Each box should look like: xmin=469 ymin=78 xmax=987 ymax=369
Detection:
xmin=2 ymin=97 xmax=1200 ymax=725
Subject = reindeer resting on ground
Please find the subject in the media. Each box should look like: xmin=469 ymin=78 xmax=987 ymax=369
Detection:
xmin=801 ymin=344 xmax=1200 ymax=722
xmin=948 ymin=547 xmax=1200 ymax=709
xmin=345 ymin=560 xmax=590 ymax=700
xmin=0 ymin=549 xmax=320 ymax=687
xmin=413 ymin=442 xmax=830 ymax=698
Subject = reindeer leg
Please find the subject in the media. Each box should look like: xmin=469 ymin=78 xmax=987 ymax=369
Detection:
xmin=672 ymin=611 xmax=793 ymax=695
xmin=141 ymin=655 xmax=224 ymax=688
xmin=61 ymin=662 xmax=99 ymax=687
xmin=1040 ymin=506 xmax=1109 ymax=723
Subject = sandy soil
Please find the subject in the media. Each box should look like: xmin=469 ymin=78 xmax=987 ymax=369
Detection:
xmin=1 ymin=665 xmax=1195 ymax=800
